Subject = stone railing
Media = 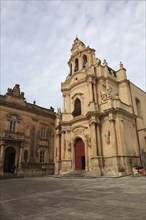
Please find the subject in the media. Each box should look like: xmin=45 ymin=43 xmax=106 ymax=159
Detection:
xmin=0 ymin=130 xmax=24 ymax=141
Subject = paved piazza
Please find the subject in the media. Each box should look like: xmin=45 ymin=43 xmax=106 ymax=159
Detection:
xmin=0 ymin=176 xmax=146 ymax=220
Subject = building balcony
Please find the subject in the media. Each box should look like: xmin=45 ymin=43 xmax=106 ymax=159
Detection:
xmin=0 ymin=130 xmax=24 ymax=141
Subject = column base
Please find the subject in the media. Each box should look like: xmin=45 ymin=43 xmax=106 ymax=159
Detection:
xmin=17 ymin=164 xmax=24 ymax=177
xmin=90 ymin=156 xmax=102 ymax=176
xmin=0 ymin=162 xmax=4 ymax=176
xmin=60 ymin=159 xmax=73 ymax=173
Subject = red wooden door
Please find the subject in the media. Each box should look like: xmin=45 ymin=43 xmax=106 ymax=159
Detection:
xmin=75 ymin=139 xmax=85 ymax=170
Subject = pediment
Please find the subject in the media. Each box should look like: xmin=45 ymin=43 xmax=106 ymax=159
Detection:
xmin=69 ymin=72 xmax=86 ymax=86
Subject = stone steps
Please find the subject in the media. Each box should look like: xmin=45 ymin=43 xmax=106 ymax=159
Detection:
xmin=61 ymin=170 xmax=94 ymax=178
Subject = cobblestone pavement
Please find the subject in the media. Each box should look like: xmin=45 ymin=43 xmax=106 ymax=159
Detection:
xmin=0 ymin=176 xmax=146 ymax=220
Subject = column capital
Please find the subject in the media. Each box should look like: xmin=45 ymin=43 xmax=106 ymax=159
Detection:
xmin=0 ymin=140 xmax=5 ymax=146
xmin=89 ymin=119 xmax=96 ymax=126
xmin=109 ymin=113 xmax=115 ymax=121
xmin=87 ymin=76 xmax=93 ymax=83
xmin=96 ymin=117 xmax=101 ymax=126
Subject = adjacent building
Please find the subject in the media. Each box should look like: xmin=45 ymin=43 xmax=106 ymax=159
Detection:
xmin=0 ymin=84 xmax=56 ymax=176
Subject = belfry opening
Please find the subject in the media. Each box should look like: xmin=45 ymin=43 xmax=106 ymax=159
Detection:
xmin=74 ymin=138 xmax=85 ymax=170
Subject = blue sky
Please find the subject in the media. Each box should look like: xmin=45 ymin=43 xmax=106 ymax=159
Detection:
xmin=1 ymin=0 xmax=145 ymax=111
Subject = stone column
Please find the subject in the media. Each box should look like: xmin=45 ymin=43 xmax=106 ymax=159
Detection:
xmin=89 ymin=118 xmax=102 ymax=175
xmin=55 ymin=130 xmax=61 ymax=174
xmin=61 ymin=131 xmax=65 ymax=159
xmin=90 ymin=120 xmax=97 ymax=157
xmin=93 ymin=79 xmax=98 ymax=110
xmin=96 ymin=121 xmax=102 ymax=156
xmin=88 ymin=77 xmax=93 ymax=102
xmin=0 ymin=143 xmax=5 ymax=176
xmin=96 ymin=119 xmax=104 ymax=174
xmin=109 ymin=113 xmax=118 ymax=172
xmin=116 ymin=118 xmax=126 ymax=166
xmin=110 ymin=116 xmax=118 ymax=154
xmin=63 ymin=95 xmax=66 ymax=112
xmin=17 ymin=147 xmax=23 ymax=176
xmin=85 ymin=138 xmax=89 ymax=171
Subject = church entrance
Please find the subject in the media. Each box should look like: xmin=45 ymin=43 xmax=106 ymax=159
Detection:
xmin=74 ymin=138 xmax=85 ymax=170
xmin=4 ymin=147 xmax=16 ymax=173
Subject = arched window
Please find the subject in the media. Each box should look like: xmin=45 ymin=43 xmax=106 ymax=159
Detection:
xmin=72 ymin=98 xmax=81 ymax=117
xmin=82 ymin=55 xmax=87 ymax=68
xmin=74 ymin=58 xmax=79 ymax=72
xmin=135 ymin=98 xmax=142 ymax=117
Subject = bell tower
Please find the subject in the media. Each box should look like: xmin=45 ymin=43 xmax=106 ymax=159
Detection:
xmin=55 ymin=37 xmax=102 ymax=175
xmin=62 ymin=37 xmax=100 ymax=118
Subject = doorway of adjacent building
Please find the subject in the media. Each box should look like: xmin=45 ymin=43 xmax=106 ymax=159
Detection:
xmin=74 ymin=138 xmax=85 ymax=170
xmin=4 ymin=147 xmax=16 ymax=173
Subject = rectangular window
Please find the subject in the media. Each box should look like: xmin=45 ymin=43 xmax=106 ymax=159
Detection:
xmin=40 ymin=151 xmax=45 ymax=163
xmin=40 ymin=128 xmax=47 ymax=139
xmin=9 ymin=121 xmax=16 ymax=132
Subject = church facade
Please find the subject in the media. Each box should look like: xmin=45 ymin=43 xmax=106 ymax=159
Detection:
xmin=54 ymin=38 xmax=146 ymax=176
xmin=0 ymin=38 xmax=146 ymax=177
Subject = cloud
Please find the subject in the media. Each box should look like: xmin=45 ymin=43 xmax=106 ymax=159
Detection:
xmin=1 ymin=0 xmax=145 ymax=111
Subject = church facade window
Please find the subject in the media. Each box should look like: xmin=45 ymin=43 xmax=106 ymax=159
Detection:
xmin=40 ymin=127 xmax=47 ymax=139
xmin=9 ymin=121 xmax=16 ymax=132
xmin=74 ymin=58 xmax=79 ymax=72
xmin=72 ymin=98 xmax=81 ymax=117
xmin=82 ymin=54 xmax=87 ymax=68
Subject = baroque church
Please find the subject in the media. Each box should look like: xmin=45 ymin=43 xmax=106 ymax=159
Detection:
xmin=0 ymin=38 xmax=146 ymax=177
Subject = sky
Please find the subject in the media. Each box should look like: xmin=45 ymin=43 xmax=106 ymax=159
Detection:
xmin=1 ymin=0 xmax=145 ymax=111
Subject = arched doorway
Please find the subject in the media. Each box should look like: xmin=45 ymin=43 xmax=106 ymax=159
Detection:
xmin=4 ymin=147 xmax=16 ymax=173
xmin=74 ymin=138 xmax=85 ymax=170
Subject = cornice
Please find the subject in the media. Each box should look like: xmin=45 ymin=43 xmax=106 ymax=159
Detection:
xmin=102 ymin=108 xmax=137 ymax=119
xmin=0 ymin=99 xmax=56 ymax=119
xmin=61 ymin=115 xmax=88 ymax=126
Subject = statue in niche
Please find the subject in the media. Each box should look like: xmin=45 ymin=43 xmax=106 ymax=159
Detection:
xmin=106 ymin=88 xmax=113 ymax=99
xmin=105 ymin=130 xmax=110 ymax=145
xmin=85 ymin=135 xmax=91 ymax=148
xmin=67 ymin=140 xmax=71 ymax=151
xmin=101 ymin=88 xmax=113 ymax=103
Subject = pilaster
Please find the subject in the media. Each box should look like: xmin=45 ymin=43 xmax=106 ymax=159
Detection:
xmin=0 ymin=143 xmax=4 ymax=176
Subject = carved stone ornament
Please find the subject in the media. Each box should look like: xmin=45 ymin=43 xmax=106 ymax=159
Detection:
xmin=105 ymin=130 xmax=110 ymax=145
xmin=101 ymin=88 xmax=113 ymax=103
xmin=74 ymin=128 xmax=84 ymax=136
xmin=85 ymin=135 xmax=91 ymax=148
xmin=6 ymin=84 xmax=25 ymax=100
xmin=66 ymin=140 xmax=71 ymax=151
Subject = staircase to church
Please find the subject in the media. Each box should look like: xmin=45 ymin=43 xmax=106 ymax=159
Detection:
xmin=62 ymin=170 xmax=94 ymax=178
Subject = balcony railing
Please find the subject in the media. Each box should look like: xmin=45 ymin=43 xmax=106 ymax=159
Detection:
xmin=0 ymin=130 xmax=24 ymax=141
